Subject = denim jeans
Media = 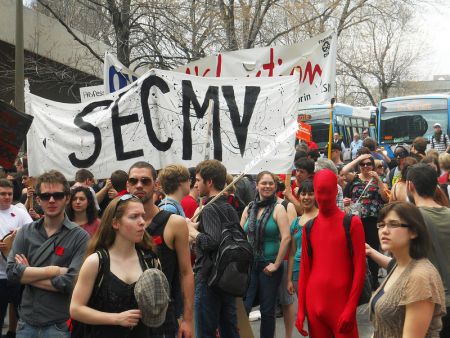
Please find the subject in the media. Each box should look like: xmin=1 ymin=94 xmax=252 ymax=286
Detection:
xmin=243 ymin=260 xmax=283 ymax=338
xmin=16 ymin=319 xmax=70 ymax=338
xmin=194 ymin=277 xmax=240 ymax=338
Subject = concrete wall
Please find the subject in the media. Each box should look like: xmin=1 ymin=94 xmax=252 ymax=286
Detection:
xmin=0 ymin=0 xmax=111 ymax=78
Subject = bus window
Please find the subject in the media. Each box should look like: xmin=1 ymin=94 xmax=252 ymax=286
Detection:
xmin=379 ymin=98 xmax=448 ymax=144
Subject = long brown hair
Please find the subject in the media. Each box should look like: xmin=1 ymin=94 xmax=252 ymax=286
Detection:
xmin=85 ymin=195 xmax=154 ymax=257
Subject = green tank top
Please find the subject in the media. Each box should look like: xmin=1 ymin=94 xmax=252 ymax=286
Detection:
xmin=244 ymin=212 xmax=280 ymax=261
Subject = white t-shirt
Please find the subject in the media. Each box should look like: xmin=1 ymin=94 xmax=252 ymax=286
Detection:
xmin=0 ymin=205 xmax=33 ymax=278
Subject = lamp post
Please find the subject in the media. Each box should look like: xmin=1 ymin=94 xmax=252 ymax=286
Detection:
xmin=15 ymin=0 xmax=24 ymax=113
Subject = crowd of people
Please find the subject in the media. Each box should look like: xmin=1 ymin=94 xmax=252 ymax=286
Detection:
xmin=0 ymin=132 xmax=449 ymax=338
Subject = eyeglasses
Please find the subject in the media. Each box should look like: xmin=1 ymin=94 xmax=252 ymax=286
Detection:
xmin=376 ymin=165 xmax=384 ymax=169
xmin=113 ymin=194 xmax=138 ymax=217
xmin=359 ymin=162 xmax=373 ymax=167
xmin=127 ymin=177 xmax=152 ymax=186
xmin=38 ymin=192 xmax=66 ymax=201
xmin=376 ymin=221 xmax=409 ymax=229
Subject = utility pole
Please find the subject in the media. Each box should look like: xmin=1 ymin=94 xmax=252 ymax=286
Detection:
xmin=15 ymin=0 xmax=24 ymax=113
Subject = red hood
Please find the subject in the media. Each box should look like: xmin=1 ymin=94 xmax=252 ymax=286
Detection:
xmin=314 ymin=169 xmax=339 ymax=216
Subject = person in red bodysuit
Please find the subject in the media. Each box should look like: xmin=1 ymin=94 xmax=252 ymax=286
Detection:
xmin=295 ymin=169 xmax=366 ymax=337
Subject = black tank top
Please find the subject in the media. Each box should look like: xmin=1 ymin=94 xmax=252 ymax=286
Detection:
xmin=146 ymin=210 xmax=179 ymax=334
xmin=77 ymin=249 xmax=153 ymax=338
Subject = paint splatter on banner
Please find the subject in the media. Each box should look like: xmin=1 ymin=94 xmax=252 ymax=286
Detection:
xmin=26 ymin=69 xmax=299 ymax=178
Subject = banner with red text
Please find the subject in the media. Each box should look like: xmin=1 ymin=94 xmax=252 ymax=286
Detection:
xmin=104 ymin=31 xmax=336 ymax=107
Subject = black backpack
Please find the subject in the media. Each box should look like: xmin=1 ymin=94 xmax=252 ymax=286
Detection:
xmin=305 ymin=214 xmax=372 ymax=305
xmin=206 ymin=204 xmax=254 ymax=297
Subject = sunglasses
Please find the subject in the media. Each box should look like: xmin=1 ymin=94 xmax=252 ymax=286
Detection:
xmin=127 ymin=177 xmax=152 ymax=186
xmin=376 ymin=221 xmax=409 ymax=229
xmin=38 ymin=192 xmax=66 ymax=201
xmin=376 ymin=165 xmax=384 ymax=169
xmin=359 ymin=162 xmax=373 ymax=167
xmin=113 ymin=194 xmax=138 ymax=217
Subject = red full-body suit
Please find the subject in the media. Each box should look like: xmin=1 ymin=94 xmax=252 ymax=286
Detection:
xmin=295 ymin=169 xmax=366 ymax=337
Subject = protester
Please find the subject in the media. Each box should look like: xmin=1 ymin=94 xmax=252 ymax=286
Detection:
xmin=369 ymin=202 xmax=446 ymax=338
xmin=127 ymin=161 xmax=194 ymax=338
xmin=158 ymin=164 xmax=190 ymax=217
xmin=186 ymin=160 xmax=240 ymax=338
xmin=374 ymin=159 xmax=387 ymax=182
xmin=296 ymin=169 xmax=365 ymax=337
xmin=331 ymin=143 xmax=344 ymax=171
xmin=287 ymin=179 xmax=317 ymax=295
xmin=438 ymin=153 xmax=450 ymax=184
xmin=0 ymin=179 xmax=32 ymax=338
xmin=430 ymin=123 xmax=450 ymax=154
xmin=411 ymin=136 xmax=427 ymax=161
xmin=180 ymin=167 xmax=199 ymax=219
xmin=240 ymin=171 xmax=291 ymax=338
xmin=407 ymin=163 xmax=450 ymax=337
xmin=389 ymin=157 xmax=417 ymax=202
xmin=284 ymin=158 xmax=315 ymax=215
xmin=274 ymin=175 xmax=297 ymax=338
xmin=341 ymin=154 xmax=388 ymax=288
xmin=224 ymin=174 xmax=246 ymax=219
xmin=387 ymin=145 xmax=410 ymax=188
xmin=333 ymin=132 xmax=346 ymax=151
xmin=315 ymin=158 xmax=344 ymax=210
xmin=361 ymin=129 xmax=369 ymax=140
xmin=7 ymin=170 xmax=89 ymax=338
xmin=350 ymin=133 xmax=363 ymax=160
xmin=66 ymin=186 xmax=100 ymax=236
xmin=421 ymin=157 xmax=450 ymax=207
xmin=96 ymin=170 xmax=129 ymax=215
xmin=70 ymin=194 xmax=167 ymax=337
xmin=72 ymin=169 xmax=100 ymax=211
xmin=21 ymin=174 xmax=42 ymax=221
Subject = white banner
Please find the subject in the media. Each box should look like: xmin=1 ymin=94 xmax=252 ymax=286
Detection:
xmin=104 ymin=52 xmax=139 ymax=94
xmin=79 ymin=85 xmax=105 ymax=102
xmin=104 ymin=31 xmax=337 ymax=106
xmin=27 ymin=69 xmax=299 ymax=179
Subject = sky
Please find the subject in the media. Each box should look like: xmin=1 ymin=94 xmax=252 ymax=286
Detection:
xmin=412 ymin=2 xmax=450 ymax=79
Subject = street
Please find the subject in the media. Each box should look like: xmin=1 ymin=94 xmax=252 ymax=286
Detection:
xmin=250 ymin=304 xmax=374 ymax=338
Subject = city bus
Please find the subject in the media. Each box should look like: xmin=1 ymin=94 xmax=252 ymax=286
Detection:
xmin=298 ymin=103 xmax=377 ymax=151
xmin=378 ymin=94 xmax=450 ymax=147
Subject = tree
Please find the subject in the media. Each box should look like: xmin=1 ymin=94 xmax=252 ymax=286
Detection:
xmin=337 ymin=1 xmax=424 ymax=105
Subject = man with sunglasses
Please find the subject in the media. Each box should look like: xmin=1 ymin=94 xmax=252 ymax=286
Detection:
xmin=127 ymin=162 xmax=194 ymax=338
xmin=6 ymin=170 xmax=89 ymax=338
xmin=0 ymin=179 xmax=32 ymax=338
xmin=387 ymin=145 xmax=409 ymax=189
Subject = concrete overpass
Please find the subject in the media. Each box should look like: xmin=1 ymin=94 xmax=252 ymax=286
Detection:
xmin=0 ymin=0 xmax=112 ymax=103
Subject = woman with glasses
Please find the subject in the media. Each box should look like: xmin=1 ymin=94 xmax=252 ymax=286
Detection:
xmin=341 ymin=153 xmax=389 ymax=289
xmin=370 ymin=202 xmax=446 ymax=338
xmin=70 ymin=194 xmax=158 ymax=338
xmin=66 ymin=186 xmax=100 ymax=237
xmin=241 ymin=171 xmax=291 ymax=338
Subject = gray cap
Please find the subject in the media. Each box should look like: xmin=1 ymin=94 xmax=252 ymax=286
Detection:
xmin=134 ymin=268 xmax=170 ymax=327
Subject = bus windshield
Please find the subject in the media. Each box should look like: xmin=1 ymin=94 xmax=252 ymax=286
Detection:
xmin=379 ymin=98 xmax=449 ymax=144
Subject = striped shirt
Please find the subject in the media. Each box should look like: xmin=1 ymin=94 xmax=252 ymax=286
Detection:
xmin=430 ymin=133 xmax=449 ymax=153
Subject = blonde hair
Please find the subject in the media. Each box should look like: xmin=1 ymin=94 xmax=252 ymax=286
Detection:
xmin=157 ymin=164 xmax=190 ymax=195
xmin=439 ymin=153 xmax=450 ymax=171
